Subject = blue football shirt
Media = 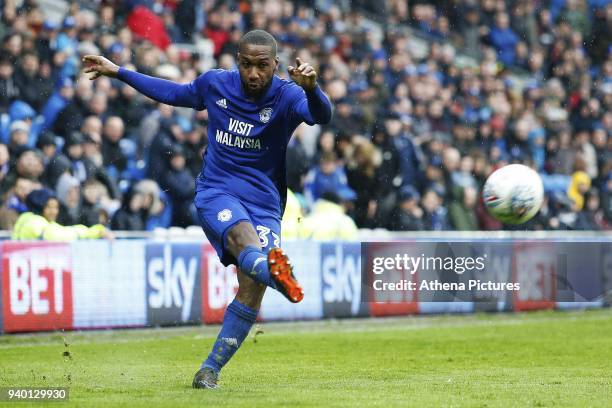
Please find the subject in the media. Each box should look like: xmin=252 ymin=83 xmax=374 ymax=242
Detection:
xmin=191 ymin=69 xmax=322 ymax=217
xmin=117 ymin=67 xmax=331 ymax=218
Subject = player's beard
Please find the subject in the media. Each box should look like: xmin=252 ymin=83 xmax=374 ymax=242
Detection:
xmin=242 ymin=78 xmax=272 ymax=99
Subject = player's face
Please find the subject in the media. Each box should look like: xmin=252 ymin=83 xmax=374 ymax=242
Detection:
xmin=237 ymin=44 xmax=278 ymax=98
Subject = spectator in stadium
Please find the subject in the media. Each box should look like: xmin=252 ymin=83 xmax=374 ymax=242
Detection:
xmin=558 ymin=0 xmax=591 ymax=37
xmin=2 ymin=149 xmax=44 ymax=192
xmin=115 ymin=81 xmax=149 ymax=136
xmin=159 ymin=144 xmax=195 ymax=228
xmin=53 ymin=76 xmax=92 ymax=137
xmin=86 ymin=91 xmax=110 ymax=123
xmin=507 ymin=120 xmax=533 ymax=163
xmin=63 ymin=131 xmax=88 ymax=183
xmin=2 ymin=31 xmax=22 ymax=62
xmin=82 ymin=131 xmax=119 ymax=200
xmin=4 ymin=177 xmax=37 ymax=216
xmin=286 ymin=129 xmax=312 ymax=194
xmin=451 ymin=155 xmax=478 ymax=190
xmin=12 ymin=188 xmax=113 ymax=241
xmin=111 ymin=185 xmax=146 ymax=231
xmin=81 ymin=115 xmax=102 ymax=139
xmin=441 ymin=147 xmax=461 ymax=201
xmin=421 ymin=188 xmax=451 ymax=231
xmin=133 ymin=179 xmax=171 ymax=230
xmin=330 ymin=97 xmax=362 ymax=136
xmin=388 ymin=185 xmax=424 ymax=231
xmin=55 ymin=172 xmax=82 ymax=226
xmin=385 ymin=113 xmax=423 ymax=190
xmin=487 ymin=12 xmax=519 ymax=66
xmin=567 ymin=170 xmax=592 ymax=211
xmin=145 ymin=110 xmax=184 ymax=180
xmin=36 ymin=130 xmax=56 ymax=161
xmin=0 ymin=52 xmax=18 ymax=111
xmin=574 ymin=188 xmax=606 ymax=230
xmin=7 ymin=120 xmax=30 ymax=157
xmin=303 ymin=151 xmax=352 ymax=208
xmin=101 ymin=116 xmax=127 ymax=173
xmin=549 ymin=192 xmax=580 ymax=230
xmin=509 ymin=2 xmax=538 ymax=48
xmin=449 ymin=185 xmax=479 ymax=231
xmin=35 ymin=21 xmax=57 ymax=68
xmin=14 ymin=51 xmax=49 ymax=110
xmin=183 ymin=124 xmax=206 ymax=178
xmin=312 ymin=129 xmax=336 ymax=165
xmin=40 ymin=77 xmax=75 ymax=133
xmin=298 ymin=190 xmax=358 ymax=240
xmin=55 ymin=16 xmax=79 ymax=79
xmin=1 ymin=100 xmax=36 ymax=147
xmin=370 ymin=121 xmax=402 ymax=228
xmin=592 ymin=127 xmax=609 ymax=181
xmin=39 ymin=131 xmax=70 ymax=189
xmin=138 ymin=102 xmax=171 ymax=153
xmin=79 ymin=178 xmax=112 ymax=227
xmin=346 ymin=138 xmax=381 ymax=228
xmin=575 ymin=129 xmax=598 ymax=179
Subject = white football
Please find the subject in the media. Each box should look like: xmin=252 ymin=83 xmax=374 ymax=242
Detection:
xmin=482 ymin=164 xmax=544 ymax=225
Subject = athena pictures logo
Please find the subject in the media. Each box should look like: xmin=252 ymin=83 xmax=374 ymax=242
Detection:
xmin=217 ymin=209 xmax=232 ymax=222
xmin=259 ymin=107 xmax=272 ymax=123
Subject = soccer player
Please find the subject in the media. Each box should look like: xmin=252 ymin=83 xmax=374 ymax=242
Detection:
xmin=83 ymin=30 xmax=332 ymax=388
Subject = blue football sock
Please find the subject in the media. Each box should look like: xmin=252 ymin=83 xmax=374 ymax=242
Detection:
xmin=237 ymin=245 xmax=276 ymax=288
xmin=202 ymin=299 xmax=258 ymax=373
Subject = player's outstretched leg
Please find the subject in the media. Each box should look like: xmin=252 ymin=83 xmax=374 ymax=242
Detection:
xmin=229 ymin=222 xmax=304 ymax=303
xmin=236 ymin=244 xmax=277 ymax=288
xmin=268 ymin=248 xmax=304 ymax=303
xmin=194 ymin=222 xmax=304 ymax=389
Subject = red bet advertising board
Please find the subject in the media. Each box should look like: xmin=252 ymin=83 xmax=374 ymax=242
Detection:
xmin=1 ymin=242 xmax=73 ymax=332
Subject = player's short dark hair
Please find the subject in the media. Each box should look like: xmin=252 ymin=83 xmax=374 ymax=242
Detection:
xmin=238 ymin=30 xmax=277 ymax=56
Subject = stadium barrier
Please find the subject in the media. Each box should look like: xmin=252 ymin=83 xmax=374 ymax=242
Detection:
xmin=0 ymin=236 xmax=610 ymax=333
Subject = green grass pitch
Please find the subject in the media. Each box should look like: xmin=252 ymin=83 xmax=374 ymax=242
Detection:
xmin=0 ymin=309 xmax=611 ymax=407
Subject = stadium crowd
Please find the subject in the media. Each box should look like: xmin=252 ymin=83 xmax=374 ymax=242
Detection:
xmin=0 ymin=0 xmax=610 ymax=234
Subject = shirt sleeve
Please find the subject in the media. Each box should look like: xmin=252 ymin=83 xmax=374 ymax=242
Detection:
xmin=117 ymin=68 xmax=216 ymax=110
xmin=289 ymin=84 xmax=333 ymax=126
xmin=11 ymin=213 xmax=46 ymax=240
xmin=42 ymin=223 xmax=106 ymax=241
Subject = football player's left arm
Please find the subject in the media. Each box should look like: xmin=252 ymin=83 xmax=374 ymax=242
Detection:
xmin=288 ymin=58 xmax=332 ymax=125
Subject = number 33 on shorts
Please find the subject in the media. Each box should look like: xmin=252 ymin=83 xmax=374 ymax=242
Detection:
xmin=256 ymin=225 xmax=279 ymax=249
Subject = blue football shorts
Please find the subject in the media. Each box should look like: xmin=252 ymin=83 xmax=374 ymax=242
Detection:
xmin=194 ymin=188 xmax=281 ymax=266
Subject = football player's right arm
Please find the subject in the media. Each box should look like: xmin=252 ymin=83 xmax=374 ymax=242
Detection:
xmin=82 ymin=55 xmax=207 ymax=110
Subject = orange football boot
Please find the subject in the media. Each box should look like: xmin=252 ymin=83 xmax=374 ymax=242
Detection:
xmin=267 ymin=248 xmax=304 ymax=303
